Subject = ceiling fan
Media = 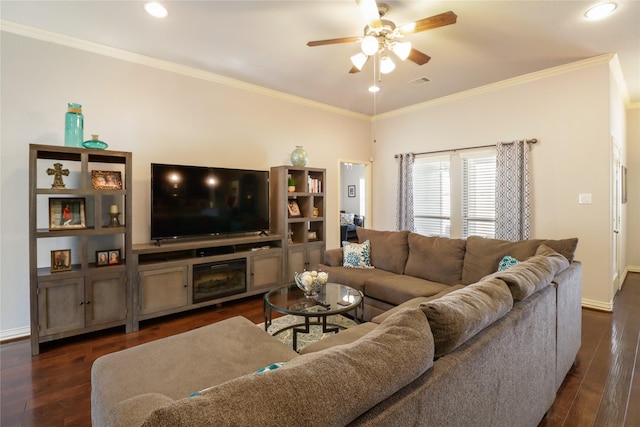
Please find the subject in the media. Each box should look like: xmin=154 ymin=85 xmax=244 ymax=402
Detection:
xmin=307 ymin=0 xmax=457 ymax=75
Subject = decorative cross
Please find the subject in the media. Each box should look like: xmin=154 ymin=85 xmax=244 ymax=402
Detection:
xmin=46 ymin=163 xmax=70 ymax=189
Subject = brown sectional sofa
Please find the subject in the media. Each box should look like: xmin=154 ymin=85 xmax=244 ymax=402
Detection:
xmin=320 ymin=228 xmax=579 ymax=321
xmin=91 ymin=230 xmax=581 ymax=427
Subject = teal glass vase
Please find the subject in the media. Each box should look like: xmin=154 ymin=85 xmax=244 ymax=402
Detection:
xmin=65 ymin=103 xmax=84 ymax=148
xmin=290 ymin=146 xmax=308 ymax=167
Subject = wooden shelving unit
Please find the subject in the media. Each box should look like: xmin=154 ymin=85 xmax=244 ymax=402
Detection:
xmin=28 ymin=144 xmax=132 ymax=355
xmin=270 ymin=166 xmax=326 ymax=282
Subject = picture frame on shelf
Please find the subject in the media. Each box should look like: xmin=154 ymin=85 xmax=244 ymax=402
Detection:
xmin=287 ymin=200 xmax=301 ymax=217
xmin=91 ymin=170 xmax=122 ymax=190
xmin=96 ymin=250 xmax=109 ymax=266
xmin=308 ymin=231 xmax=318 ymax=241
xmin=50 ymin=249 xmax=71 ymax=273
xmin=347 ymin=185 xmax=356 ymax=198
xmin=108 ymin=249 xmax=121 ymax=265
xmin=49 ymin=198 xmax=86 ymax=230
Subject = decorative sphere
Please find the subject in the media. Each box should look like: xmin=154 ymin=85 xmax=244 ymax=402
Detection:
xmin=290 ymin=146 xmax=308 ymax=167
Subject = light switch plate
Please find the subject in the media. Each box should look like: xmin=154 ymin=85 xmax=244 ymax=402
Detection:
xmin=578 ymin=193 xmax=592 ymax=204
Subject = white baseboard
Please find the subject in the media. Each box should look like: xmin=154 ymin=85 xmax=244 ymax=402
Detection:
xmin=581 ymin=298 xmax=613 ymax=312
xmin=0 ymin=326 xmax=31 ymax=342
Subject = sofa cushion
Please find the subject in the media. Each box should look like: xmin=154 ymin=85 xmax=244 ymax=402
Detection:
xmin=365 ymin=275 xmax=451 ymax=306
xmin=316 ymin=265 xmax=398 ymax=293
xmin=420 ymin=278 xmax=513 ymax=358
xmin=461 ymin=236 xmax=578 ymax=284
xmin=140 ymin=307 xmax=435 ymax=427
xmin=370 ymin=285 xmax=465 ymax=324
xmin=91 ymin=316 xmax=299 ymax=427
xmin=404 ymin=233 xmax=466 ymax=285
xmin=299 ymin=322 xmax=379 ymax=354
xmin=342 ymin=240 xmax=374 ymax=269
xmin=488 ymin=245 xmax=570 ymax=302
xmin=356 ymin=228 xmax=410 ymax=274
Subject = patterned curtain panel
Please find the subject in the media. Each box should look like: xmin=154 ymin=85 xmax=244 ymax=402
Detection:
xmin=495 ymin=140 xmax=531 ymax=240
xmin=396 ymin=153 xmax=415 ymax=231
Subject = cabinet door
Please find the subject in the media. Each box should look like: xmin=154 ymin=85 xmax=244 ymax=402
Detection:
xmin=38 ymin=277 xmax=85 ymax=337
xmin=138 ymin=265 xmax=188 ymax=316
xmin=251 ymin=251 xmax=283 ymax=290
xmin=86 ymin=272 xmax=126 ymax=327
xmin=307 ymin=243 xmax=325 ymax=271
xmin=287 ymin=246 xmax=306 ymax=283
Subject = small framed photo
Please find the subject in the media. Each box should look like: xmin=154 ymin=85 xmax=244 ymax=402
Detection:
xmin=96 ymin=250 xmax=109 ymax=266
xmin=308 ymin=231 xmax=318 ymax=240
xmin=108 ymin=249 xmax=121 ymax=265
xmin=51 ymin=249 xmax=71 ymax=273
xmin=49 ymin=198 xmax=86 ymax=230
xmin=91 ymin=170 xmax=122 ymax=190
xmin=287 ymin=200 xmax=301 ymax=217
xmin=347 ymin=185 xmax=356 ymax=198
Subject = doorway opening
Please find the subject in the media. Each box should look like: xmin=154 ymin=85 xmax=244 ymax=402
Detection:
xmin=339 ymin=161 xmax=371 ymax=245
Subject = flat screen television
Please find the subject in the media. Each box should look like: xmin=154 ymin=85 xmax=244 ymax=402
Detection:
xmin=151 ymin=163 xmax=270 ymax=241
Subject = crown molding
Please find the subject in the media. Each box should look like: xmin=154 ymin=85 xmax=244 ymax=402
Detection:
xmin=0 ymin=20 xmax=369 ymax=121
xmin=377 ymin=53 xmax=620 ymax=120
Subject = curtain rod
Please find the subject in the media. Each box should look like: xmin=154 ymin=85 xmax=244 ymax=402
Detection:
xmin=397 ymin=138 xmax=538 ymax=157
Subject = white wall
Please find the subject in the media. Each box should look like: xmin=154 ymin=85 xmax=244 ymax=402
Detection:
xmin=626 ymin=106 xmax=640 ymax=271
xmin=0 ymin=32 xmax=371 ymax=338
xmin=370 ymin=57 xmax=626 ymax=311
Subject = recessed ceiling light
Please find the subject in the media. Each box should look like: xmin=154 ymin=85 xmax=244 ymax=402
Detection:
xmin=584 ymin=2 xmax=617 ymax=20
xmin=368 ymin=85 xmax=380 ymax=93
xmin=144 ymin=2 xmax=168 ymax=18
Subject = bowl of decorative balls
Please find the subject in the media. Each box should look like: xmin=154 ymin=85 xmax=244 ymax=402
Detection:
xmin=294 ymin=270 xmax=329 ymax=298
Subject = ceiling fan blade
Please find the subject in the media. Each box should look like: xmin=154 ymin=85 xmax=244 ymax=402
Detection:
xmin=400 ymin=11 xmax=457 ymax=34
xmin=348 ymin=56 xmax=370 ymax=73
xmin=407 ymin=48 xmax=431 ymax=65
xmin=356 ymin=0 xmax=382 ymax=29
xmin=307 ymin=36 xmax=360 ymax=47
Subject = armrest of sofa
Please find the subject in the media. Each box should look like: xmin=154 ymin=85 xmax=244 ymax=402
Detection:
xmin=324 ymin=248 xmax=343 ymax=266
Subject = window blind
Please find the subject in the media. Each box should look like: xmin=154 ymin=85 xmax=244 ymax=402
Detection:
xmin=462 ymin=154 xmax=496 ymax=238
xmin=413 ymin=155 xmax=451 ymax=237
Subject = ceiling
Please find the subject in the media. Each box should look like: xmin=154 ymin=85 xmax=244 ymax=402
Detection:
xmin=1 ymin=1 xmax=639 ymax=116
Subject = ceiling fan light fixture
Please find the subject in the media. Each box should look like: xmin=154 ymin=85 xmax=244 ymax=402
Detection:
xmin=361 ymin=36 xmax=379 ymax=56
xmin=391 ymin=41 xmax=412 ymax=61
xmin=368 ymin=85 xmax=380 ymax=93
xmin=584 ymin=2 xmax=617 ymax=20
xmin=379 ymin=56 xmax=396 ymax=74
xmin=351 ymin=52 xmax=368 ymax=70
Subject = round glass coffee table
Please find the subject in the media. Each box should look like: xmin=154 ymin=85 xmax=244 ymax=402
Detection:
xmin=264 ymin=282 xmax=363 ymax=352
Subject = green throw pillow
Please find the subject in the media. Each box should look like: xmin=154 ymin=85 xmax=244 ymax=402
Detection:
xmin=342 ymin=240 xmax=374 ymax=269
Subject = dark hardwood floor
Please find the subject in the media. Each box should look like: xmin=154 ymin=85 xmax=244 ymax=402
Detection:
xmin=2 ymin=274 xmax=639 ymax=427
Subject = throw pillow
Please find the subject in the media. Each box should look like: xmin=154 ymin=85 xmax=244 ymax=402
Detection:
xmin=340 ymin=212 xmax=355 ymax=225
xmin=342 ymin=240 xmax=374 ymax=269
xmin=255 ymin=362 xmax=286 ymax=374
xmin=497 ymin=255 xmax=520 ymax=271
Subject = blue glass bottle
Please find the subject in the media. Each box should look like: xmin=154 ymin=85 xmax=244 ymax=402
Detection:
xmin=65 ymin=103 xmax=84 ymax=147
